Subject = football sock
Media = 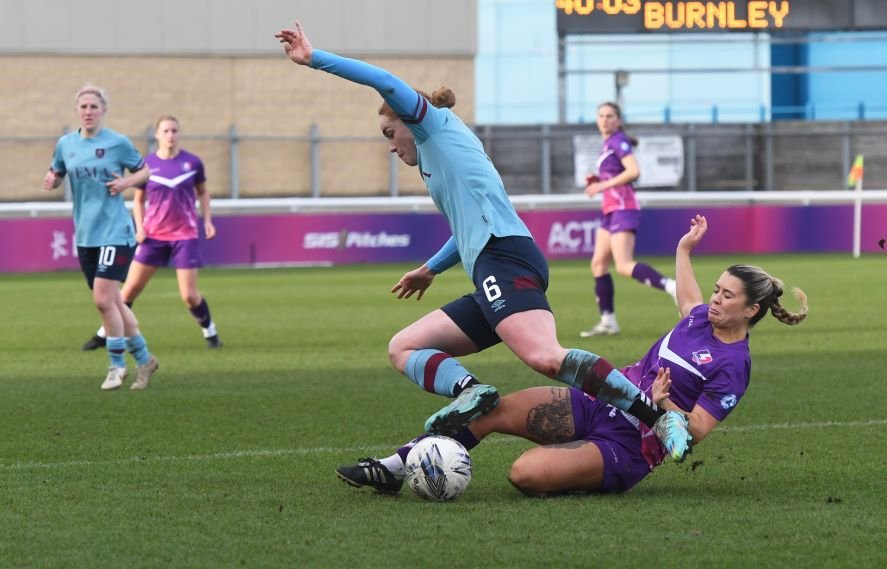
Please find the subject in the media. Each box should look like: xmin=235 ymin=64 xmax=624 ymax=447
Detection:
xmin=595 ymin=274 xmax=615 ymax=314
xmin=106 ymin=337 xmax=126 ymax=368
xmin=631 ymin=263 xmax=668 ymax=290
xmin=126 ymin=334 xmax=151 ymax=366
xmin=452 ymin=374 xmax=480 ymax=396
xmin=189 ymin=298 xmax=213 ymax=329
xmin=390 ymin=428 xmax=481 ymax=475
xmin=556 ymin=349 xmax=664 ymax=428
xmin=405 ymin=349 xmax=477 ymax=397
xmin=202 ymin=322 xmax=218 ymax=339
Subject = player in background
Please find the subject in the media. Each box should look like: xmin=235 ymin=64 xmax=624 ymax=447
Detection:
xmin=337 ymin=215 xmax=808 ymax=496
xmin=81 ymin=116 xmax=222 ymax=351
xmin=275 ymin=20 xmax=692 ymax=460
xmin=44 ymin=84 xmax=159 ymax=390
xmin=581 ymin=102 xmax=678 ymax=338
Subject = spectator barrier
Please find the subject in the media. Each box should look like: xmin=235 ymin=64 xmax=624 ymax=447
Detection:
xmin=2 ymin=191 xmax=886 ymax=273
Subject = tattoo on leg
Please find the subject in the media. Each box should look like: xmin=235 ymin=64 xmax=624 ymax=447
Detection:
xmin=526 ymin=388 xmax=575 ymax=443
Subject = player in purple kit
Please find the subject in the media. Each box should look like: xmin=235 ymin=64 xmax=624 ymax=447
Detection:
xmin=81 ymin=116 xmax=222 ymax=351
xmin=336 ymin=215 xmax=808 ymax=496
xmin=581 ymin=102 xmax=678 ymax=338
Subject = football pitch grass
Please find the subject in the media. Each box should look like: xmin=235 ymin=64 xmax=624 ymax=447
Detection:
xmin=1 ymin=254 xmax=884 ymax=568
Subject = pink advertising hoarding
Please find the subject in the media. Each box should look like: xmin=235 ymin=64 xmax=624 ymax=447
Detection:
xmin=2 ymin=204 xmax=885 ymax=273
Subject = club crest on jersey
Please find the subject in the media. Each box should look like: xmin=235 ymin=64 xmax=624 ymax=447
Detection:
xmin=95 ymin=148 xmax=105 ymax=158
xmin=720 ymin=394 xmax=738 ymax=409
xmin=692 ymin=349 xmax=713 ymax=365
xmin=182 ymin=162 xmax=192 ymax=171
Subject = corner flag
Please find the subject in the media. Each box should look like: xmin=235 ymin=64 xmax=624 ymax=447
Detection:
xmin=847 ymin=154 xmax=864 ymax=188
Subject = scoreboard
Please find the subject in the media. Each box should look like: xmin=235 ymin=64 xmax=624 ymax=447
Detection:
xmin=556 ymin=0 xmax=887 ymax=34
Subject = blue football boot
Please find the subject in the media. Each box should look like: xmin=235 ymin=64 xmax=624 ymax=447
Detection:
xmin=653 ymin=410 xmax=693 ymax=463
xmin=424 ymin=384 xmax=499 ymax=436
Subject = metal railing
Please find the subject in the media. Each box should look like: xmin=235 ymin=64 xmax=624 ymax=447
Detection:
xmin=5 ymin=120 xmax=887 ymax=200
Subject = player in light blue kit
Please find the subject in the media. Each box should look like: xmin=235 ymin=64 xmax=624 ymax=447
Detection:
xmin=44 ymin=84 xmax=159 ymax=391
xmin=336 ymin=216 xmax=808 ymax=496
xmin=276 ymin=20 xmax=691 ymax=461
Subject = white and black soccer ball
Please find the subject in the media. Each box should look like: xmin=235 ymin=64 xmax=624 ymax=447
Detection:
xmin=404 ymin=436 xmax=472 ymax=502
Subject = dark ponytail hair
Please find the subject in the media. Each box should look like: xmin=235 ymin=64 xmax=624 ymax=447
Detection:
xmin=726 ymin=264 xmax=809 ymax=327
xmin=598 ymin=101 xmax=638 ymax=147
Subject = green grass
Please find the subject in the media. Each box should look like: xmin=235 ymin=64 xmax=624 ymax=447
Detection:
xmin=1 ymin=254 xmax=885 ymax=568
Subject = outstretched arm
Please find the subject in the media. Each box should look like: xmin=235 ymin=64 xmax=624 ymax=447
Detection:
xmin=675 ymin=214 xmax=707 ymax=317
xmin=275 ymin=20 xmax=424 ymax=121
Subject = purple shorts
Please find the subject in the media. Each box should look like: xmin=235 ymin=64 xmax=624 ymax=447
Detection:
xmin=600 ymin=209 xmax=641 ymax=234
xmin=134 ymin=237 xmax=204 ymax=269
xmin=569 ymin=388 xmax=653 ymax=494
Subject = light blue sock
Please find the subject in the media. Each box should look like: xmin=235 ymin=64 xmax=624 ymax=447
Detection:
xmin=126 ymin=334 xmax=151 ymax=366
xmin=404 ymin=349 xmax=476 ymax=397
xmin=556 ymin=348 xmax=661 ymax=428
xmin=106 ymin=337 xmax=126 ymax=368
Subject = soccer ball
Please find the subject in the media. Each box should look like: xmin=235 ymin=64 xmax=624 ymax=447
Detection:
xmin=404 ymin=436 xmax=472 ymax=502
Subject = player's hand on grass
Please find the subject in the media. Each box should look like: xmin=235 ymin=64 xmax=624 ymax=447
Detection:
xmin=275 ymin=20 xmax=313 ymax=66
xmin=392 ymin=265 xmax=435 ymax=301
xmin=678 ymin=214 xmax=708 ymax=253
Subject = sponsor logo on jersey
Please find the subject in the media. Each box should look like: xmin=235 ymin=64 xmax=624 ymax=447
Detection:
xmin=720 ymin=394 xmax=738 ymax=409
xmin=692 ymin=349 xmax=713 ymax=365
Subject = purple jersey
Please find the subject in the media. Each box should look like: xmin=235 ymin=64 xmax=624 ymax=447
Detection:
xmin=141 ymin=150 xmax=206 ymax=241
xmin=625 ymin=303 xmax=751 ymax=420
xmin=620 ymin=303 xmax=751 ymax=467
xmin=595 ymin=131 xmax=639 ymax=215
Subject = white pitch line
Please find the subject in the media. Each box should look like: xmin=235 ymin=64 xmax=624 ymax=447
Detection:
xmin=1 ymin=418 xmax=884 ymax=472
xmin=718 ymin=418 xmax=887 ymax=432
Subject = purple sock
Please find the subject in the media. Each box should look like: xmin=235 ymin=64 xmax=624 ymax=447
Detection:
xmin=631 ymin=263 xmax=667 ymax=290
xmin=595 ymin=274 xmax=615 ymax=314
xmin=396 ymin=434 xmax=430 ymax=464
xmin=395 ymin=429 xmax=481 ymax=464
xmin=189 ymin=298 xmax=212 ymax=328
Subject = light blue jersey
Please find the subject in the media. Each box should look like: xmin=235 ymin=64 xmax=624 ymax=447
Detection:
xmin=311 ymin=50 xmax=531 ymax=279
xmin=50 ymin=128 xmax=144 ymax=247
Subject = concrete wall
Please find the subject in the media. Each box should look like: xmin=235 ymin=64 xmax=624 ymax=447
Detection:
xmin=0 ymin=55 xmax=474 ymax=200
xmin=0 ymin=0 xmax=476 ymax=56
xmin=0 ymin=0 xmax=477 ymax=201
